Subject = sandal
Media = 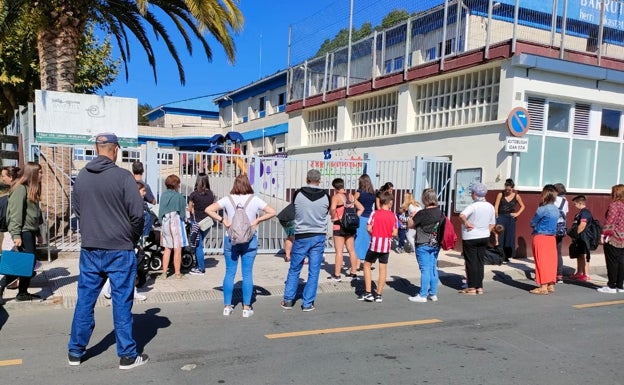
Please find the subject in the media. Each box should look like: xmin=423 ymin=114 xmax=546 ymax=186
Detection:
xmin=529 ymin=287 xmax=549 ymax=295
xmin=458 ymin=289 xmax=477 ymax=295
xmin=547 ymin=285 xmax=555 ymax=293
xmin=476 ymin=288 xmax=484 ymax=295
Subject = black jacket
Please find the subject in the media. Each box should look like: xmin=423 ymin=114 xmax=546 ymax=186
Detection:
xmin=72 ymin=156 xmax=144 ymax=250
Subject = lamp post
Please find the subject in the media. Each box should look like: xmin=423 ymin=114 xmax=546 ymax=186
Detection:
xmin=223 ymin=96 xmax=234 ymax=132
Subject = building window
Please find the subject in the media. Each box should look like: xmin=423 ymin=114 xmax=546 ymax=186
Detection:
xmin=385 ymin=59 xmax=392 ymax=74
xmin=308 ymin=106 xmax=338 ymax=145
xmin=415 ymin=66 xmax=500 ymax=131
xmin=157 ymin=152 xmax=174 ymax=165
xmin=601 ymin=109 xmax=621 ymax=138
xmin=393 ymin=57 xmax=403 ymax=71
xmin=547 ymin=101 xmax=571 ymax=133
xmin=259 ymin=96 xmax=265 ymax=113
xmin=426 ymin=47 xmax=437 ymax=60
xmin=74 ymin=148 xmax=96 ymax=161
xmin=121 ymin=150 xmax=141 ymax=163
xmin=352 ymin=92 xmax=398 ymax=139
xmin=278 ymin=93 xmax=285 ymax=106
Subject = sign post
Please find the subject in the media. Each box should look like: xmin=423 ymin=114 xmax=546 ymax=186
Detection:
xmin=505 ymin=106 xmax=531 ymax=183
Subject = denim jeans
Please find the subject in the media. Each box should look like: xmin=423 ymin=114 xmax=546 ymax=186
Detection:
xmin=223 ymin=235 xmax=258 ymax=306
xmin=68 ymin=248 xmax=137 ymax=358
xmin=283 ymin=235 xmax=326 ymax=307
xmin=195 ymin=228 xmax=210 ymax=272
xmin=416 ymin=244 xmax=440 ymax=297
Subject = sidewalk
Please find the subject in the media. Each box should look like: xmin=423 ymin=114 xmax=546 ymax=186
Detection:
xmin=1 ymin=249 xmax=608 ymax=310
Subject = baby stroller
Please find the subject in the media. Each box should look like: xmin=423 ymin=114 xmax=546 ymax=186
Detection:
xmin=141 ymin=210 xmax=195 ymax=273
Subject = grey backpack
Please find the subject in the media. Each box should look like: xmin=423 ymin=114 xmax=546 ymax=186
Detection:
xmin=227 ymin=195 xmax=255 ymax=245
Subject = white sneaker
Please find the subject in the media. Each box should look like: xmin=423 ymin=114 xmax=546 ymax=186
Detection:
xmin=223 ymin=306 xmax=234 ymax=316
xmin=242 ymin=308 xmax=254 ymax=318
xmin=134 ymin=293 xmax=147 ymax=301
xmin=597 ymin=286 xmax=618 ymax=294
xmin=428 ymin=295 xmax=438 ymax=302
xmin=408 ymin=294 xmax=427 ymax=303
xmin=618 ymin=289 xmax=624 ymax=293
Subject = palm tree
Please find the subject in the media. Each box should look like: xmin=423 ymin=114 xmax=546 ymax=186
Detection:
xmin=0 ymin=0 xmax=243 ymax=242
xmin=1 ymin=0 xmax=244 ymax=92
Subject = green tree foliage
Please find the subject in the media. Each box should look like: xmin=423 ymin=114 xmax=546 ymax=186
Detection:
xmin=315 ymin=9 xmax=411 ymax=57
xmin=0 ymin=0 xmax=244 ymax=92
xmin=138 ymin=103 xmax=152 ymax=125
xmin=380 ymin=9 xmax=410 ymax=30
xmin=0 ymin=18 xmax=119 ymax=126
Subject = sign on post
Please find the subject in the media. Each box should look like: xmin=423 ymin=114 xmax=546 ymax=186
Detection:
xmin=506 ymin=107 xmax=530 ymax=137
xmin=505 ymin=137 xmax=529 ymax=152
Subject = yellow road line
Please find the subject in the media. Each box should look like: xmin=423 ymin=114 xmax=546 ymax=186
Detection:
xmin=573 ymin=299 xmax=624 ymax=309
xmin=265 ymin=319 xmax=442 ymax=339
xmin=0 ymin=359 xmax=22 ymax=367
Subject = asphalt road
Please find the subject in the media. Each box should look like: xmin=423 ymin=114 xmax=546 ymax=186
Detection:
xmin=1 ymin=278 xmax=623 ymax=385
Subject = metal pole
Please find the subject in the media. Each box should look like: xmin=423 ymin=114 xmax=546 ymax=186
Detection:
xmin=287 ymin=25 xmax=292 ymax=68
xmin=512 ymin=0 xmax=520 ymax=52
xmin=441 ymin=0 xmax=449 ymax=70
xmin=597 ymin=0 xmax=606 ymax=65
xmin=403 ymin=18 xmax=412 ymax=80
xmin=559 ymin=0 xmax=568 ymax=59
xmin=455 ymin=0 xmax=461 ymax=55
xmin=372 ymin=30 xmax=377 ymax=88
xmin=550 ymin=0 xmax=558 ymax=47
xmin=346 ymin=0 xmax=354 ymax=96
xmin=485 ymin=0 xmax=493 ymax=59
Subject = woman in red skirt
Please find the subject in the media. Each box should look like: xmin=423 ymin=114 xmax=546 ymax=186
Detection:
xmin=529 ymin=185 xmax=559 ymax=294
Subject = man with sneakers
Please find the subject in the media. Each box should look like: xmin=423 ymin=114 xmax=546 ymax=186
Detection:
xmin=281 ymin=169 xmax=330 ymax=312
xmin=67 ymin=133 xmax=148 ymax=369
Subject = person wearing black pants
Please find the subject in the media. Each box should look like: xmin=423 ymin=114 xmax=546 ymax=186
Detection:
xmin=598 ymin=184 xmax=624 ymax=294
xmin=459 ymin=183 xmax=496 ymax=295
xmin=1 ymin=162 xmax=43 ymax=303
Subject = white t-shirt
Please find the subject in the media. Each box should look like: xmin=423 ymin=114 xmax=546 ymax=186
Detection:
xmin=554 ymin=195 xmax=568 ymax=223
xmin=461 ymin=200 xmax=496 ymax=240
xmin=217 ymin=194 xmax=268 ymax=225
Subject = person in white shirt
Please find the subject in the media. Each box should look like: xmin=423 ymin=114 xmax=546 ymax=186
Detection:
xmin=459 ymin=183 xmax=496 ymax=295
xmin=205 ymin=174 xmax=275 ymax=318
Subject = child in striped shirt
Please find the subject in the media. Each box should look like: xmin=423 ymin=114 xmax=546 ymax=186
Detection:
xmin=357 ymin=192 xmax=398 ymax=302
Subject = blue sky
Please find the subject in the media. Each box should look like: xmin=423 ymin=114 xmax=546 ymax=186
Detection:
xmin=102 ymin=0 xmax=339 ymax=108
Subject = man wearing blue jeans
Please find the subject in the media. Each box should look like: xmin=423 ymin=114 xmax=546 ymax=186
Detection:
xmin=68 ymin=133 xmax=148 ymax=370
xmin=281 ymin=169 xmax=330 ymax=311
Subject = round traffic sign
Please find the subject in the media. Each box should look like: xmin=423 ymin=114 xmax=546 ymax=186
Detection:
xmin=507 ymin=107 xmax=531 ymax=137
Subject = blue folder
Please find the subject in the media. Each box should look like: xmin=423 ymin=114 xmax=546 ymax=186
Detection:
xmin=0 ymin=250 xmax=35 ymax=277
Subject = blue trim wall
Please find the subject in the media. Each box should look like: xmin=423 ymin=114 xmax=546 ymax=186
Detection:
xmin=240 ymin=123 xmax=288 ymax=141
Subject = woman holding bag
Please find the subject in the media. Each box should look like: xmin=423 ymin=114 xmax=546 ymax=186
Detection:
xmin=0 ymin=162 xmax=43 ymax=302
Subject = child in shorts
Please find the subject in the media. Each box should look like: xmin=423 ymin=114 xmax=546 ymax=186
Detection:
xmin=357 ymin=192 xmax=397 ymax=302
xmin=569 ymin=195 xmax=593 ymax=281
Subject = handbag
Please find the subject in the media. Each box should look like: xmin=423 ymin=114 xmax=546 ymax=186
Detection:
xmin=0 ymin=248 xmax=36 ymax=277
xmin=198 ymin=216 xmax=214 ymax=231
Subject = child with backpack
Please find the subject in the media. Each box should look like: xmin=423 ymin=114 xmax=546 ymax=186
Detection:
xmin=567 ymin=195 xmax=595 ymax=282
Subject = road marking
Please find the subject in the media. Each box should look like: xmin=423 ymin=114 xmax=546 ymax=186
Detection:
xmin=265 ymin=319 xmax=442 ymax=339
xmin=573 ymin=299 xmax=624 ymax=309
xmin=0 ymin=359 xmax=22 ymax=367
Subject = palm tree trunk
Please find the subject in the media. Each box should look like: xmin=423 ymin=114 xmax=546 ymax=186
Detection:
xmin=37 ymin=24 xmax=82 ymax=92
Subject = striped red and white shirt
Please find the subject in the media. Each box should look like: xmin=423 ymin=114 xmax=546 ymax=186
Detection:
xmin=368 ymin=209 xmax=398 ymax=253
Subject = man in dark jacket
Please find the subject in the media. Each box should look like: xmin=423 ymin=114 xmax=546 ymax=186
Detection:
xmin=280 ymin=169 xmax=330 ymax=312
xmin=67 ymin=133 xmax=148 ymax=370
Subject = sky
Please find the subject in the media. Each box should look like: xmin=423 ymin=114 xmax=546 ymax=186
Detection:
xmin=101 ymin=0 xmax=340 ymax=109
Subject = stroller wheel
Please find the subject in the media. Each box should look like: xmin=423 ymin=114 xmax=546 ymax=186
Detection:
xmin=149 ymin=256 xmax=163 ymax=272
xmin=181 ymin=252 xmax=194 ymax=269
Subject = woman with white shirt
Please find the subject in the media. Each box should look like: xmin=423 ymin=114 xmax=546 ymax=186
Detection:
xmin=205 ymin=174 xmax=275 ymax=318
xmin=459 ymin=183 xmax=496 ymax=295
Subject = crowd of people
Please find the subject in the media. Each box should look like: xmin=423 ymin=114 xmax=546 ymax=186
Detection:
xmin=3 ymin=134 xmax=624 ymax=369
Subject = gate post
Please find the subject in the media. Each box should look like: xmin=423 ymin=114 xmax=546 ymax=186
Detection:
xmin=145 ymin=141 xmax=160 ymax=198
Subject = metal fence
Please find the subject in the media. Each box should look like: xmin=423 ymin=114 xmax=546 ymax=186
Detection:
xmin=32 ymin=143 xmax=454 ymax=255
xmin=288 ymin=0 xmax=624 ymax=103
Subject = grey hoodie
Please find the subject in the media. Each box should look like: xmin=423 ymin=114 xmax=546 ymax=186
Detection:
xmin=294 ymin=185 xmax=330 ymax=238
xmin=72 ymin=155 xmax=144 ymax=250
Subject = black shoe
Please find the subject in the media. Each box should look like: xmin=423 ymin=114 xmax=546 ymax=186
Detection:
xmin=15 ymin=293 xmax=41 ymax=302
xmin=301 ymin=304 xmax=315 ymax=312
xmin=119 ymin=354 xmax=149 ymax=370
xmin=327 ymin=274 xmax=342 ymax=282
xmin=280 ymin=300 xmax=294 ymax=310
xmin=68 ymin=353 xmax=81 ymax=366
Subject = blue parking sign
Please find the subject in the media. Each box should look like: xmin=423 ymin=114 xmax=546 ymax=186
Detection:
xmin=506 ymin=107 xmax=531 ymax=137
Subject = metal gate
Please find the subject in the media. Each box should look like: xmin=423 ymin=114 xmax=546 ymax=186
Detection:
xmin=32 ymin=143 xmax=453 ymax=255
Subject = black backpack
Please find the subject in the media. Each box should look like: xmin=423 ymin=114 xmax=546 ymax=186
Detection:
xmin=340 ymin=195 xmax=359 ymax=233
xmin=0 ymin=195 xmax=8 ymax=232
xmin=585 ymin=218 xmax=602 ymax=251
